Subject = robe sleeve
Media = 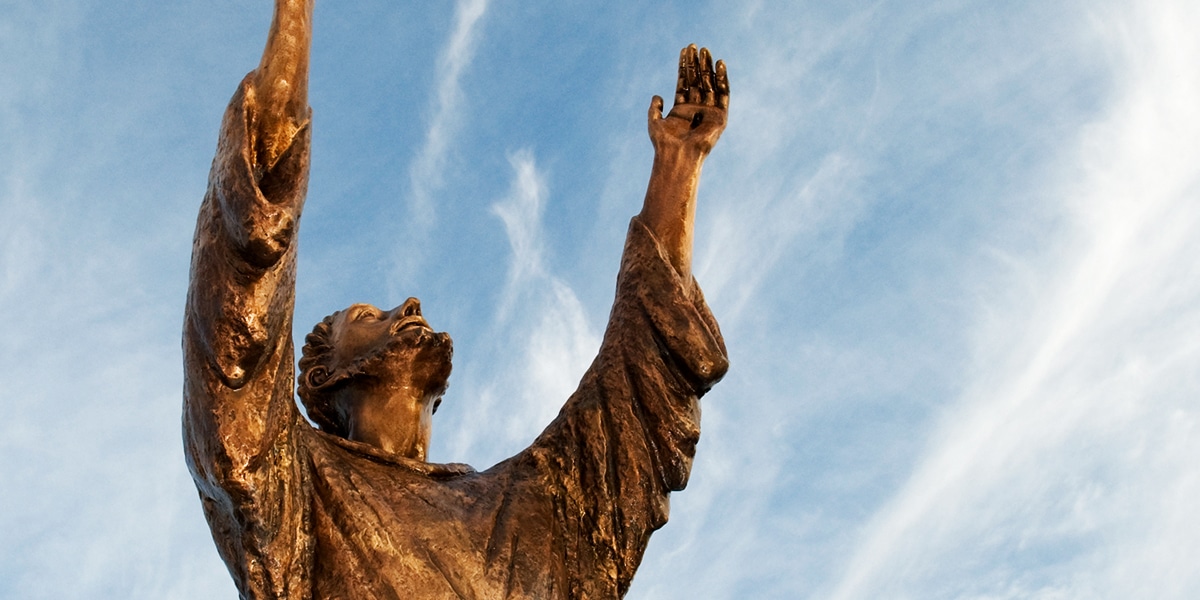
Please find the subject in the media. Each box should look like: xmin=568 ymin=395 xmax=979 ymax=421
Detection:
xmin=182 ymin=74 xmax=314 ymax=599
xmin=525 ymin=216 xmax=729 ymax=597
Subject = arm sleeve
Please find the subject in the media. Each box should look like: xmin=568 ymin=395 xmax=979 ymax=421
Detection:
xmin=526 ymin=216 xmax=729 ymax=596
xmin=181 ymin=74 xmax=314 ymax=597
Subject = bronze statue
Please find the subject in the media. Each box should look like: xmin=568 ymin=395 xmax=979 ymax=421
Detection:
xmin=183 ymin=1 xmax=729 ymax=597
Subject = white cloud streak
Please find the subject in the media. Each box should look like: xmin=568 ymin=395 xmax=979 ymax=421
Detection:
xmin=828 ymin=1 xmax=1200 ymax=597
xmin=693 ymin=7 xmax=880 ymax=321
xmin=443 ymin=150 xmax=600 ymax=466
xmin=396 ymin=0 xmax=489 ymax=278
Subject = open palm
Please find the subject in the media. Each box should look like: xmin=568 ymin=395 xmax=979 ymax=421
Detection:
xmin=648 ymin=45 xmax=730 ymax=157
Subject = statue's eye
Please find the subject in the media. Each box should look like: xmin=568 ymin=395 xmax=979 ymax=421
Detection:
xmin=353 ymin=310 xmax=375 ymax=322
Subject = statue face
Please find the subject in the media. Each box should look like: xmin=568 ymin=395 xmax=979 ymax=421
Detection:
xmin=328 ymin=298 xmax=453 ymax=398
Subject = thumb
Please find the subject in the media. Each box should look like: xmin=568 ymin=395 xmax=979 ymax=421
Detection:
xmin=648 ymin=95 xmax=664 ymax=129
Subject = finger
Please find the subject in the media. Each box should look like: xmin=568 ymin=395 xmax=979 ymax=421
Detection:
xmin=675 ymin=46 xmax=690 ymax=105
xmin=648 ymin=95 xmax=664 ymax=128
xmin=715 ymin=59 xmax=730 ymax=110
xmin=686 ymin=44 xmax=702 ymax=104
xmin=698 ymin=47 xmax=715 ymax=106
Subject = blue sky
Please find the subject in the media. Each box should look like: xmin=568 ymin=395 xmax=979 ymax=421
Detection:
xmin=2 ymin=1 xmax=1199 ymax=598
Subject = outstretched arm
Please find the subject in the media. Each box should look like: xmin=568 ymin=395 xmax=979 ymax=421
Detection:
xmin=182 ymin=5 xmax=317 ymax=591
xmin=253 ymin=0 xmax=313 ymax=170
xmin=184 ymin=0 xmax=314 ymax=499
xmin=504 ymin=47 xmax=730 ymax=596
xmin=640 ymin=45 xmax=729 ymax=283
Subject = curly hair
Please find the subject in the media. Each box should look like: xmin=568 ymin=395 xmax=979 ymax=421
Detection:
xmin=297 ymin=312 xmax=349 ymax=437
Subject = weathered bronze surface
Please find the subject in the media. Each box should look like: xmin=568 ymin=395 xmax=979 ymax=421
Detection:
xmin=183 ymin=1 xmax=729 ymax=597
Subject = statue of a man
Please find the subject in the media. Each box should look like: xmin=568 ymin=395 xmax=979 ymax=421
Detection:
xmin=183 ymin=1 xmax=729 ymax=598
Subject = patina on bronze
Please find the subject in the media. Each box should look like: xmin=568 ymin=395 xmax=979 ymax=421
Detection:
xmin=183 ymin=1 xmax=729 ymax=598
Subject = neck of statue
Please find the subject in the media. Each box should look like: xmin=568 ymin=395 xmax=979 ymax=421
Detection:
xmin=335 ymin=378 xmax=436 ymax=461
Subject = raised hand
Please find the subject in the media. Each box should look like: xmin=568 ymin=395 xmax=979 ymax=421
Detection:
xmin=648 ymin=45 xmax=730 ymax=159
xmin=639 ymin=45 xmax=730 ymax=282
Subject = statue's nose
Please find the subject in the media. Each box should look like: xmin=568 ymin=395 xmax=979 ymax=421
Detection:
xmin=396 ymin=297 xmax=421 ymax=318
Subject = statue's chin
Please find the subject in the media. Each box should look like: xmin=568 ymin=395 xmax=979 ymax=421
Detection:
xmin=415 ymin=331 xmax=454 ymax=379
xmin=414 ymin=348 xmax=452 ymax=396
xmin=360 ymin=330 xmax=453 ymax=393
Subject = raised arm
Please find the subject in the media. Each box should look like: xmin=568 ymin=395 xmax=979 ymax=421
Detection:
xmin=640 ymin=44 xmax=729 ymax=282
xmin=183 ymin=0 xmax=314 ymax=496
xmin=502 ymin=46 xmax=730 ymax=597
xmin=182 ymin=5 xmax=318 ymax=591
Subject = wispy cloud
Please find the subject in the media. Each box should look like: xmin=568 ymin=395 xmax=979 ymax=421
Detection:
xmin=692 ymin=6 xmax=881 ymax=321
xmin=394 ymin=0 xmax=490 ymax=283
xmin=829 ymin=1 xmax=1200 ymax=597
xmin=491 ymin=151 xmax=550 ymax=320
xmin=442 ymin=150 xmax=601 ymax=466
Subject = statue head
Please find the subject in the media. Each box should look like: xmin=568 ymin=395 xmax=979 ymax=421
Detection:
xmin=298 ymin=297 xmax=453 ymax=461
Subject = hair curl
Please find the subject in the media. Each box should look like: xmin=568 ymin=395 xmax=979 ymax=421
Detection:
xmin=297 ymin=312 xmax=348 ymax=437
